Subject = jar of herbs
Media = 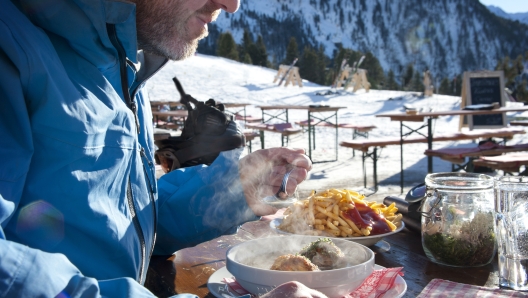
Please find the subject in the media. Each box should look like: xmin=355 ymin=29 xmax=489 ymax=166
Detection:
xmin=421 ymin=172 xmax=497 ymax=267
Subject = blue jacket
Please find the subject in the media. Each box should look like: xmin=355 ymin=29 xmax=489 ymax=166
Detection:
xmin=0 ymin=0 xmax=256 ymax=297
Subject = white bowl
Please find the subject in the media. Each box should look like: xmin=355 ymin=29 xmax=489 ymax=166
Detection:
xmin=225 ymin=235 xmax=375 ymax=298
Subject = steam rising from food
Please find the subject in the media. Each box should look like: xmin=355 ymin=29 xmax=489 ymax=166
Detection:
xmin=278 ymin=188 xmax=402 ymax=237
xmin=237 ymin=237 xmax=365 ymax=271
xmin=270 ymin=238 xmax=346 ymax=271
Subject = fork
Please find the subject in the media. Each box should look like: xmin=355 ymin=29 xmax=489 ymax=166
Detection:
xmin=275 ymin=167 xmax=294 ymax=199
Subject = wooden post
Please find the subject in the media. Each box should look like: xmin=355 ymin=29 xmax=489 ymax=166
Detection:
xmin=273 ymin=65 xmax=289 ymax=83
xmin=346 ymin=69 xmax=370 ymax=92
xmin=336 ymin=66 xmax=351 ymax=88
xmin=283 ymin=67 xmax=302 ymax=87
xmin=423 ymin=70 xmax=434 ymax=97
xmin=459 ymin=72 xmax=469 ymax=131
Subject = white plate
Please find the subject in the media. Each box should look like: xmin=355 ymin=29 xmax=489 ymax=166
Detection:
xmin=269 ymin=217 xmax=405 ymax=247
xmin=207 ymin=265 xmax=407 ymax=298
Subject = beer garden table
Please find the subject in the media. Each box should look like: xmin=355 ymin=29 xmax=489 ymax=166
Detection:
xmin=258 ymin=105 xmax=346 ymax=163
xmin=375 ymin=107 xmax=528 ymax=191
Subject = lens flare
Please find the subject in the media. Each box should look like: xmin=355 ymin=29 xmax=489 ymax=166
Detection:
xmin=16 ymin=200 xmax=64 ymax=249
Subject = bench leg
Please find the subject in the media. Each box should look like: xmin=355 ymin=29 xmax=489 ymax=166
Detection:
xmin=362 ymin=152 xmax=367 ymax=188
xmin=247 ymin=140 xmax=252 ymax=153
xmin=352 ymin=130 xmax=370 ymax=158
xmin=259 ymin=131 xmax=265 ymax=149
xmin=373 ymin=147 xmax=378 ymax=192
xmin=362 ymin=148 xmax=379 ymax=191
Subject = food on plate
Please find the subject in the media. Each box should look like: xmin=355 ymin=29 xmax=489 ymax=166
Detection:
xmin=277 ymin=188 xmax=402 ymax=237
xmin=299 ymin=238 xmax=345 ymax=269
xmin=270 ymin=254 xmax=320 ymax=271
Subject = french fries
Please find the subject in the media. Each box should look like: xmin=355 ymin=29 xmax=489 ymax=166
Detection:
xmin=278 ymin=188 xmax=402 ymax=238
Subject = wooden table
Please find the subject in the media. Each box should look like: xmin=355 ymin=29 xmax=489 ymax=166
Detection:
xmin=145 ymin=218 xmax=501 ymax=298
xmin=219 ymin=103 xmax=251 ymax=120
xmin=152 ymin=110 xmax=189 ymax=128
xmin=376 ymin=107 xmax=528 ymax=190
xmin=258 ymin=105 xmax=346 ymax=163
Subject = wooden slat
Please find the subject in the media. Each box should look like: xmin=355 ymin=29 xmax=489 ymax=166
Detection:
xmin=340 ymin=127 xmax=525 ymax=152
xmin=473 ymin=153 xmax=528 ymax=172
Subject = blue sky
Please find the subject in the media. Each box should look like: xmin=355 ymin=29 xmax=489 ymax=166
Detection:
xmin=479 ymin=0 xmax=528 ymax=13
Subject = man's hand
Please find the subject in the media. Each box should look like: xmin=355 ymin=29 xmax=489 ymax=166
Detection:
xmin=239 ymin=148 xmax=312 ymax=216
xmin=260 ymin=281 xmax=328 ymax=298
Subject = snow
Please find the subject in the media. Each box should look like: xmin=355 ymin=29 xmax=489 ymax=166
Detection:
xmin=146 ymin=54 xmax=528 ymax=201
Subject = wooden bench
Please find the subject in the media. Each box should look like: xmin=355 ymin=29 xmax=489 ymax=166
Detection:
xmin=235 ymin=114 xmax=262 ymax=123
xmin=424 ymin=142 xmax=528 ymax=172
xmin=510 ymin=120 xmax=528 ymax=127
xmin=243 ymin=130 xmax=260 ymax=153
xmin=245 ymin=123 xmax=302 ymax=148
xmin=473 ymin=153 xmax=528 ymax=174
xmin=339 ymin=127 xmax=526 ymax=190
xmin=295 ymin=119 xmax=376 ymax=157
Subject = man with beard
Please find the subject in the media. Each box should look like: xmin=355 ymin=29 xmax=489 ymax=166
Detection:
xmin=0 ymin=0 xmax=324 ymax=297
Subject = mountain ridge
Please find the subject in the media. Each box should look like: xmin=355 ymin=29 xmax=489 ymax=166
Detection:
xmin=198 ymin=0 xmax=528 ymax=81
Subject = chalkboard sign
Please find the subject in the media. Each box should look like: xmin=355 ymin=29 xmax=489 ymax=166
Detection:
xmin=462 ymin=71 xmax=506 ymax=130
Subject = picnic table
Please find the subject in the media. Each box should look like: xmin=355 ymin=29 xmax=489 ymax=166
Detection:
xmin=152 ymin=110 xmax=188 ymax=129
xmin=257 ymin=105 xmax=346 ymax=162
xmin=145 ymin=212 xmax=505 ymax=298
xmin=375 ymin=107 xmax=528 ymax=191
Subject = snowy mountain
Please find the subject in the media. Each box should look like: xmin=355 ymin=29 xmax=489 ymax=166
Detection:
xmin=198 ymin=0 xmax=528 ymax=81
xmin=487 ymin=5 xmax=528 ymax=25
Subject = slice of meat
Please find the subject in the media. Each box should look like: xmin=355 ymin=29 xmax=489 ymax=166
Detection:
xmin=270 ymin=254 xmax=320 ymax=271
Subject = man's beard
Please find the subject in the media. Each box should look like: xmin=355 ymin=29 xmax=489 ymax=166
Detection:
xmin=134 ymin=0 xmax=217 ymax=61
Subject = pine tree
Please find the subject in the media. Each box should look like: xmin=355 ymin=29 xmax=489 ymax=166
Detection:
xmin=239 ymin=30 xmax=254 ymax=64
xmin=402 ymin=64 xmax=414 ymax=90
xmin=410 ymin=70 xmax=423 ymax=92
xmin=216 ymin=32 xmax=239 ymax=61
xmin=316 ymin=46 xmax=328 ymax=85
xmin=516 ymin=80 xmax=528 ymax=102
xmin=299 ymin=46 xmax=320 ymax=83
xmin=438 ymin=78 xmax=451 ymax=95
xmin=254 ymin=35 xmax=269 ymax=67
xmin=496 ymin=54 xmax=528 ymax=102
xmin=449 ymin=75 xmax=461 ymax=96
xmin=362 ymin=52 xmax=385 ymax=89
xmin=284 ymin=37 xmax=300 ymax=66
xmin=242 ymin=53 xmax=252 ymax=64
xmin=386 ymin=69 xmax=399 ymax=90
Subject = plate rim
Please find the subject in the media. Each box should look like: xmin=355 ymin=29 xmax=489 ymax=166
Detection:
xmin=269 ymin=217 xmax=405 ymax=240
xmin=207 ymin=264 xmax=407 ymax=298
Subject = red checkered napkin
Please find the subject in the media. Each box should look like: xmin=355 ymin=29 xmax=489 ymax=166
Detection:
xmin=345 ymin=267 xmax=404 ymax=298
xmin=417 ymin=279 xmax=526 ymax=298
xmin=223 ymin=267 xmax=404 ymax=298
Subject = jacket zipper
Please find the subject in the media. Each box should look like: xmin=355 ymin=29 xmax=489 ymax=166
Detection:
xmin=126 ymin=180 xmax=147 ymax=283
xmin=106 ymin=23 xmax=155 ymax=284
xmin=140 ymin=147 xmax=157 ymax=262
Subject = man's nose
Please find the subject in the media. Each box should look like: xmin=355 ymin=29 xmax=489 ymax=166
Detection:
xmin=212 ymin=0 xmax=239 ymax=13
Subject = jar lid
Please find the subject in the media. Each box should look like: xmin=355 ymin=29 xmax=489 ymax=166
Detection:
xmin=425 ymin=172 xmax=494 ymax=190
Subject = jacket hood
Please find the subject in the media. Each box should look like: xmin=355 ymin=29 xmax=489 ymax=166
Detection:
xmin=16 ymin=0 xmax=138 ymax=68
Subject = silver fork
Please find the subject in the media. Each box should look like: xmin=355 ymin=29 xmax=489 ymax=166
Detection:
xmin=275 ymin=167 xmax=294 ymax=199
xmin=262 ymin=167 xmax=296 ymax=208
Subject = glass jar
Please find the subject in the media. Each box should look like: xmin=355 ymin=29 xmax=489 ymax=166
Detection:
xmin=421 ymin=172 xmax=497 ymax=267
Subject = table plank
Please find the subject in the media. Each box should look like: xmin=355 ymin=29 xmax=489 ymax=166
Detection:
xmin=376 ymin=106 xmax=528 ymax=120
